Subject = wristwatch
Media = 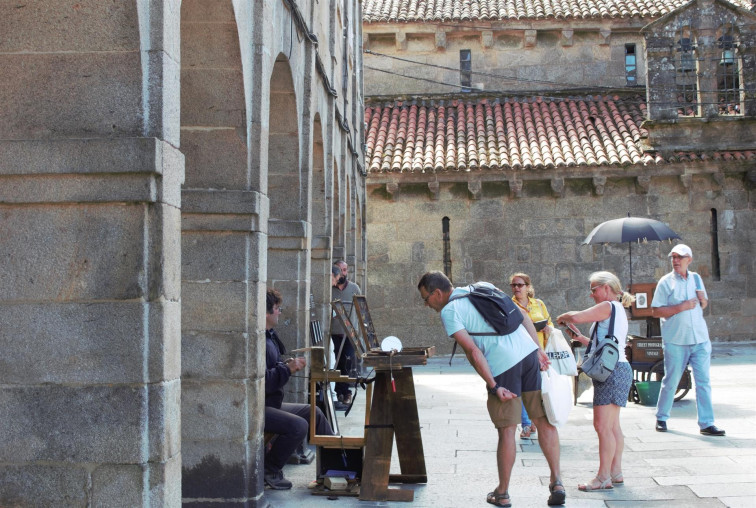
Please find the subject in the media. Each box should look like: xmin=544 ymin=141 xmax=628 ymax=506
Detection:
xmin=487 ymin=384 xmax=501 ymax=396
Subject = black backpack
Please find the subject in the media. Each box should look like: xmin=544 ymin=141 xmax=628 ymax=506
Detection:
xmin=447 ymin=283 xmax=525 ymax=363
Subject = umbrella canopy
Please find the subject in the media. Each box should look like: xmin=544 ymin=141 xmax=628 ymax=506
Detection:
xmin=582 ymin=217 xmax=681 ymax=286
xmin=583 ymin=217 xmax=681 ymax=245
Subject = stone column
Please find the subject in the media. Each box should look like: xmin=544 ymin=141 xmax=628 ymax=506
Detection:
xmin=180 ymin=189 xmax=268 ymax=502
xmin=0 ymin=2 xmax=183 ymax=505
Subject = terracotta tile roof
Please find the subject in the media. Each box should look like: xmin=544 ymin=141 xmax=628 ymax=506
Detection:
xmin=364 ymin=96 xmax=756 ymax=173
xmin=363 ymin=0 xmax=752 ymax=22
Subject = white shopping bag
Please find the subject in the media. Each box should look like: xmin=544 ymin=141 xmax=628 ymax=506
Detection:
xmin=541 ymin=366 xmax=573 ymax=427
xmin=545 ymin=329 xmax=578 ymax=376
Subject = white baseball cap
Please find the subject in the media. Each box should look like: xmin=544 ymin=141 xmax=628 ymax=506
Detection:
xmin=668 ymin=244 xmax=693 ymax=257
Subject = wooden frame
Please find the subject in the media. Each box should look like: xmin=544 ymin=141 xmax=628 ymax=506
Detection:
xmin=353 ymin=295 xmax=380 ymax=350
xmin=308 ymin=344 xmax=372 ymax=447
xmin=629 ymin=283 xmax=657 ymax=319
xmin=331 ymin=299 xmax=368 ymax=357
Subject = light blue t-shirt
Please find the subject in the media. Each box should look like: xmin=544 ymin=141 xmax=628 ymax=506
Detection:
xmin=651 ymin=270 xmax=710 ymax=345
xmin=440 ymin=283 xmax=537 ymax=377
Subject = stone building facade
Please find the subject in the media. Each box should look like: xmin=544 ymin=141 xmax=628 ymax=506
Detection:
xmin=0 ymin=1 xmax=364 ymax=506
xmin=362 ymin=0 xmax=704 ymax=95
xmin=362 ymin=1 xmax=755 ymax=351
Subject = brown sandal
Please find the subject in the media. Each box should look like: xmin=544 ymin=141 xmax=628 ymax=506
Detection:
xmin=487 ymin=490 xmax=511 ymax=507
xmin=548 ymin=480 xmax=566 ymax=505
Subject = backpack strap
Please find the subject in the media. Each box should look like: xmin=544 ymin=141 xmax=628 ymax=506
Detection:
xmin=693 ymin=272 xmax=703 ymax=292
xmin=448 ymin=286 xmax=500 ymax=336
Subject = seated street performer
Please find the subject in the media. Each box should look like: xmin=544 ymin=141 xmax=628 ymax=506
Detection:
xmin=264 ymin=288 xmax=334 ymax=489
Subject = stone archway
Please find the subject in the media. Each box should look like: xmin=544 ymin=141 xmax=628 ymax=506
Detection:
xmin=266 ymin=55 xmax=310 ymax=398
xmin=310 ymin=114 xmax=333 ymax=325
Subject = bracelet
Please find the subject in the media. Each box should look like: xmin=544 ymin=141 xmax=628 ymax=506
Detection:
xmin=487 ymin=384 xmax=500 ymax=396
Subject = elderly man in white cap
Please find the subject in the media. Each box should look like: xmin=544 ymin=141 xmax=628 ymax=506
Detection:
xmin=651 ymin=244 xmax=725 ymax=436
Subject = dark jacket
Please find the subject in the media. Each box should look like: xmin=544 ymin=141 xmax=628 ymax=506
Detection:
xmin=265 ymin=329 xmax=290 ymax=409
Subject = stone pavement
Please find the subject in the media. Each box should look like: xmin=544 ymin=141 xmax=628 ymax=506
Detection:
xmin=264 ymin=342 xmax=756 ymax=507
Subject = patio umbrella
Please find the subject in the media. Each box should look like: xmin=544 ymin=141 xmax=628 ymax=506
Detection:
xmin=582 ymin=216 xmax=681 ymax=286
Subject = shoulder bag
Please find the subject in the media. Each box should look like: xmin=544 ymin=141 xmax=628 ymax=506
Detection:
xmin=580 ymin=303 xmax=620 ymax=382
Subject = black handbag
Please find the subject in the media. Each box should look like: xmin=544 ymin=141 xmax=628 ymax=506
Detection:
xmin=580 ymin=304 xmax=620 ymax=382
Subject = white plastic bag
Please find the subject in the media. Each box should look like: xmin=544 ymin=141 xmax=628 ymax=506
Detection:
xmin=545 ymin=329 xmax=578 ymax=376
xmin=540 ymin=366 xmax=573 ymax=427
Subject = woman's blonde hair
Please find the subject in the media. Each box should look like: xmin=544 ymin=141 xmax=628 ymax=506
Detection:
xmin=509 ymin=272 xmax=535 ymax=298
xmin=589 ymin=271 xmax=636 ymax=308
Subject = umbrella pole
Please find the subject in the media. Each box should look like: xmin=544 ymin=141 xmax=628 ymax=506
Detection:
xmin=628 ymin=241 xmax=633 ymax=287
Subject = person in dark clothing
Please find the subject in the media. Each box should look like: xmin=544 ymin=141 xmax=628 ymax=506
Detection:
xmin=330 ymin=260 xmax=361 ymax=406
xmin=264 ymin=288 xmax=334 ymax=490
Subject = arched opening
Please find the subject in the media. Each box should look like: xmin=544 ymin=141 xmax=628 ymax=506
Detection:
xmin=268 ymin=56 xmax=301 ymax=221
xmin=310 ymin=114 xmax=332 ymax=325
xmin=266 ymin=54 xmax=307 ymax=376
xmin=332 ymin=157 xmax=344 ymax=260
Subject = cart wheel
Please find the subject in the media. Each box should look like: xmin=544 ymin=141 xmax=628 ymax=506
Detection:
xmin=649 ymin=360 xmax=691 ymax=402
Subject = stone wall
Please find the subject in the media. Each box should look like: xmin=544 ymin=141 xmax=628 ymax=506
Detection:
xmin=364 ymin=22 xmax=647 ymax=95
xmin=366 ymin=168 xmax=755 ymax=353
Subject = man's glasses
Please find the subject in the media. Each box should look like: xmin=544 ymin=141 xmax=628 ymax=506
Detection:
xmin=422 ymin=289 xmax=436 ymax=303
xmin=510 ymin=283 xmax=526 ymax=288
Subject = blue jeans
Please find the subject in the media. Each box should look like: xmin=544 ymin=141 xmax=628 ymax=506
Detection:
xmin=521 ymin=404 xmax=532 ymax=427
xmin=656 ymin=340 xmax=715 ymax=429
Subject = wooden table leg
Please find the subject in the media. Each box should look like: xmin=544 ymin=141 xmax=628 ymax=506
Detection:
xmin=360 ymin=371 xmax=394 ymax=501
xmin=390 ymin=367 xmax=427 ymax=483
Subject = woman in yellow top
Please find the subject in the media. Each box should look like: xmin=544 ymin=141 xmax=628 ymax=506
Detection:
xmin=510 ymin=272 xmax=554 ymax=439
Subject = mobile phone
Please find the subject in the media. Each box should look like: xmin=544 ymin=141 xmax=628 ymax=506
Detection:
xmin=564 ymin=323 xmax=581 ymax=338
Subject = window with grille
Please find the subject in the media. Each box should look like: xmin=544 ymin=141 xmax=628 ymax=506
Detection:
xmin=675 ymin=26 xmax=699 ymax=117
xmin=716 ymin=24 xmax=742 ymax=116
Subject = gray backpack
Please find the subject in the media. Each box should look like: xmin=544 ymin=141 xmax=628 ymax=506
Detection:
xmin=581 ymin=304 xmax=619 ymax=382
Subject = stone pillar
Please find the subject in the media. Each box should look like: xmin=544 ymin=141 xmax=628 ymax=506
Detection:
xmin=0 ymin=3 xmax=183 ymax=506
xmin=179 ymin=1 xmax=268 ymax=504
xmin=180 ymin=189 xmax=268 ymax=502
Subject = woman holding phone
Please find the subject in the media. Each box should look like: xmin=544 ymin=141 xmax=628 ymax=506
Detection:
xmin=509 ymin=272 xmax=553 ymax=439
xmin=556 ymin=271 xmax=634 ymax=491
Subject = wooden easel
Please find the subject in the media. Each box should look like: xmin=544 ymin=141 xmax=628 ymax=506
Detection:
xmin=306 ymin=296 xmax=433 ymax=501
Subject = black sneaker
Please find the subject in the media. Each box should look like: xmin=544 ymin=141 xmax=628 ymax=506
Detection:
xmin=655 ymin=420 xmax=667 ymax=432
xmin=264 ymin=469 xmax=293 ymax=490
xmin=700 ymin=425 xmax=725 ymax=436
